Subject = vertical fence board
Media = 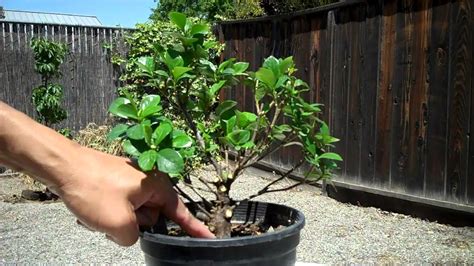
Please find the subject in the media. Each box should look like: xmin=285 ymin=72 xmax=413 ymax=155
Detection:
xmin=446 ymin=0 xmax=472 ymax=203
xmin=360 ymin=0 xmax=381 ymax=185
xmin=344 ymin=5 xmax=364 ymax=182
xmin=404 ymin=1 xmax=431 ymax=196
xmin=469 ymin=0 xmax=474 ymax=205
xmin=331 ymin=9 xmax=351 ymax=178
xmin=425 ymin=0 xmax=451 ymax=200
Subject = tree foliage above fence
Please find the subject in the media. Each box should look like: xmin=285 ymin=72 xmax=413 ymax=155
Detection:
xmin=151 ymin=0 xmax=338 ymax=21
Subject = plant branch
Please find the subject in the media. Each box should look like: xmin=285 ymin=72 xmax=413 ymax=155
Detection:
xmin=175 ymin=89 xmax=223 ymax=179
xmin=174 ymin=185 xmax=212 ymax=217
xmin=242 ymin=159 xmax=305 ymax=201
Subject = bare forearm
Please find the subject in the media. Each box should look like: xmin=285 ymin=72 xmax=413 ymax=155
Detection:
xmin=0 ymin=101 xmax=81 ymax=191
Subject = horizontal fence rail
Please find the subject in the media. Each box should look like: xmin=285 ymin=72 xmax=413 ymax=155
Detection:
xmin=217 ymin=0 xmax=474 ymax=209
xmin=0 ymin=22 xmax=129 ymax=130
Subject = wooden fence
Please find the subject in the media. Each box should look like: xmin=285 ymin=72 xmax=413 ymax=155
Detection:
xmin=217 ymin=0 xmax=474 ymax=211
xmin=0 ymin=22 xmax=129 ymax=130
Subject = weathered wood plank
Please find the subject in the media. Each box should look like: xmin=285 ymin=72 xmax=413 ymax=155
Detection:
xmin=425 ymin=0 xmax=451 ymax=200
xmin=331 ymin=6 xmax=351 ymax=178
xmin=359 ymin=0 xmax=381 ymax=185
xmin=469 ymin=0 xmax=474 ymax=205
xmin=344 ymin=5 xmax=364 ymax=182
xmin=446 ymin=0 xmax=472 ymax=203
xmin=404 ymin=0 xmax=431 ymax=196
xmin=374 ymin=0 xmax=396 ymax=189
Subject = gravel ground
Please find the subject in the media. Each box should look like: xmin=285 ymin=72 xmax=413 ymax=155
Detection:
xmin=1 ymin=168 xmax=474 ymax=264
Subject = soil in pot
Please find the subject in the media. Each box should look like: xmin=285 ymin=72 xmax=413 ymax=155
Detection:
xmin=140 ymin=201 xmax=305 ymax=266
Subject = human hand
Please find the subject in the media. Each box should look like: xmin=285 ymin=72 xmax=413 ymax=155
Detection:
xmin=54 ymin=147 xmax=214 ymax=246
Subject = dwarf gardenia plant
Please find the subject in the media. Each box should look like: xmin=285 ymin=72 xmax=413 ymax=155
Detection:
xmin=108 ymin=12 xmax=342 ymax=238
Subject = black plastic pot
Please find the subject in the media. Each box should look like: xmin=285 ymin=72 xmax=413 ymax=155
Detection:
xmin=140 ymin=201 xmax=305 ymax=266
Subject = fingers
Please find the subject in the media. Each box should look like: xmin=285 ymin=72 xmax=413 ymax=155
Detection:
xmin=100 ymin=202 xmax=140 ymax=246
xmin=160 ymin=194 xmax=215 ymax=239
xmin=136 ymin=206 xmax=160 ymax=227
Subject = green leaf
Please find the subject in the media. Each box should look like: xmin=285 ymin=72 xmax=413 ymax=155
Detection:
xmin=172 ymin=66 xmax=192 ymax=80
xmin=210 ymin=80 xmax=226 ymax=96
xmin=190 ymin=23 xmax=209 ymax=36
xmin=216 ymin=100 xmax=237 ymax=119
xmin=295 ymin=79 xmax=309 ymax=88
xmin=320 ymin=122 xmax=330 ymax=136
xmin=139 ymin=95 xmax=162 ymax=118
xmin=280 ymin=56 xmax=294 ymax=73
xmin=140 ymin=105 xmax=162 ymax=119
xmin=263 ymin=56 xmax=281 ymax=77
xmin=138 ymin=150 xmax=158 ymax=172
xmin=140 ymin=95 xmax=161 ymax=110
xmin=143 ymin=123 xmax=153 ymax=146
xmin=275 ymin=76 xmax=289 ymax=89
xmin=115 ymin=104 xmax=139 ymax=120
xmin=153 ymin=122 xmax=173 ymax=145
xmin=107 ymin=124 xmax=129 ymax=141
xmin=255 ymin=85 xmax=267 ymax=101
xmin=108 ymin=97 xmax=130 ymax=115
xmin=318 ymin=153 xmax=343 ymax=161
xmin=256 ymin=68 xmax=276 ymax=89
xmin=228 ymin=130 xmax=251 ymax=145
xmin=157 ymin=149 xmax=184 ymax=174
xmin=156 ymin=70 xmax=170 ymax=78
xmin=172 ymin=135 xmax=193 ymax=148
xmin=218 ymin=58 xmax=236 ymax=73
xmin=127 ymin=124 xmax=144 ymax=140
xmin=122 ymin=140 xmax=141 ymax=157
xmin=226 ymin=116 xmax=237 ymax=135
xmin=233 ymin=62 xmax=249 ymax=74
xmin=163 ymin=52 xmax=184 ymax=70
xmin=137 ymin=56 xmax=155 ymax=74
xmin=236 ymin=111 xmax=257 ymax=128
xmin=169 ymin=12 xmax=187 ymax=31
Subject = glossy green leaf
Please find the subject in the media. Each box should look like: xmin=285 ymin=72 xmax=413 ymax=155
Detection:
xmin=139 ymin=95 xmax=162 ymax=118
xmin=127 ymin=124 xmax=144 ymax=140
xmin=233 ymin=62 xmax=249 ymax=74
xmin=157 ymin=149 xmax=184 ymax=174
xmin=228 ymin=130 xmax=251 ymax=145
xmin=256 ymin=68 xmax=276 ymax=89
xmin=143 ymin=123 xmax=153 ymax=146
xmin=140 ymin=105 xmax=162 ymax=119
xmin=153 ymin=122 xmax=173 ymax=145
xmin=140 ymin=95 xmax=161 ymax=110
xmin=236 ymin=111 xmax=257 ymax=128
xmin=108 ymin=97 xmax=130 ymax=115
xmin=172 ymin=66 xmax=192 ymax=80
xmin=172 ymin=135 xmax=193 ymax=148
xmin=318 ymin=152 xmax=343 ymax=161
xmin=138 ymin=150 xmax=158 ymax=171
xmin=122 ymin=139 xmax=141 ymax=157
xmin=280 ymin=56 xmax=294 ymax=73
xmin=210 ymin=80 xmax=226 ymax=96
xmin=137 ymin=56 xmax=155 ymax=74
xmin=168 ymin=12 xmax=187 ymax=31
xmin=107 ymin=124 xmax=128 ymax=141
xmin=218 ymin=58 xmax=235 ymax=73
xmin=216 ymin=100 xmax=237 ymax=119
xmin=115 ymin=104 xmax=139 ymax=120
xmin=255 ymin=85 xmax=267 ymax=101
xmin=263 ymin=56 xmax=281 ymax=77
xmin=190 ymin=24 xmax=209 ymax=36
xmin=226 ymin=116 xmax=237 ymax=135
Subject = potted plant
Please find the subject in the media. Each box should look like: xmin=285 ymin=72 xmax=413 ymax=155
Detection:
xmin=108 ymin=12 xmax=341 ymax=266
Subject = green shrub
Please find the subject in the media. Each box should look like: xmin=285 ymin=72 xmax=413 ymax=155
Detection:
xmin=30 ymin=38 xmax=68 ymax=127
xmin=108 ymin=12 xmax=341 ymax=238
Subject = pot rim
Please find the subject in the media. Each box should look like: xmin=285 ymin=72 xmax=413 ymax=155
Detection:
xmin=140 ymin=201 xmax=305 ymax=248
